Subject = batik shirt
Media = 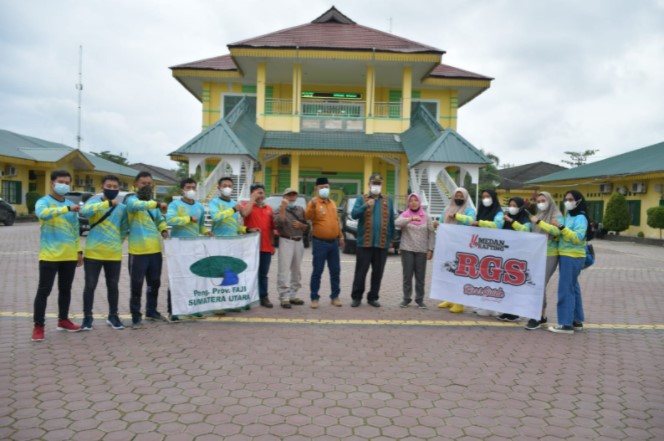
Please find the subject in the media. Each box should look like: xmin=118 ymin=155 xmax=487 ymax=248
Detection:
xmin=81 ymin=196 xmax=128 ymax=261
xmin=166 ymin=199 xmax=209 ymax=238
xmin=125 ymin=195 xmax=167 ymax=255
xmin=209 ymin=197 xmax=246 ymax=236
xmin=35 ymin=195 xmax=82 ymax=261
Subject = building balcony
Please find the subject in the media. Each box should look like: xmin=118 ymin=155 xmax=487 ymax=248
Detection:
xmin=263 ymin=98 xmax=404 ymax=132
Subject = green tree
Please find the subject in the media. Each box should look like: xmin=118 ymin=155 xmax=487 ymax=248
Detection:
xmin=646 ymin=206 xmax=664 ymax=239
xmin=92 ymin=150 xmax=129 ymax=166
xmin=561 ymin=149 xmax=599 ymax=167
xmin=464 ymin=150 xmax=501 ymax=204
xmin=603 ymin=191 xmax=630 ymax=234
xmin=25 ymin=191 xmax=41 ymax=214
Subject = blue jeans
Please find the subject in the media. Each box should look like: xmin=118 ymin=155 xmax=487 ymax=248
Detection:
xmin=310 ymin=238 xmax=340 ymax=300
xmin=258 ymin=252 xmax=272 ymax=299
xmin=557 ymin=255 xmax=585 ymax=326
xmin=128 ymin=253 xmax=162 ymax=320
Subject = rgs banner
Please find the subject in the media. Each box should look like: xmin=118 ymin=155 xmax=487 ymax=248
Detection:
xmin=430 ymin=224 xmax=547 ymax=319
xmin=164 ymin=234 xmax=260 ymax=315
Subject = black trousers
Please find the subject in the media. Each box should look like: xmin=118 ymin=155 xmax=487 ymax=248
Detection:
xmin=350 ymin=247 xmax=388 ymax=302
xmin=128 ymin=253 xmax=162 ymax=320
xmin=83 ymin=258 xmax=121 ymax=317
xmin=33 ymin=260 xmax=78 ymax=326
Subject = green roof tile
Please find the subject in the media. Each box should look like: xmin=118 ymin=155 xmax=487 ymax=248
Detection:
xmin=527 ymin=141 xmax=664 ymax=183
xmin=262 ymin=131 xmax=402 ymax=152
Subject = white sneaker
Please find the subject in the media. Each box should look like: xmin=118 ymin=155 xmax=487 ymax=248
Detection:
xmin=473 ymin=308 xmax=495 ymax=317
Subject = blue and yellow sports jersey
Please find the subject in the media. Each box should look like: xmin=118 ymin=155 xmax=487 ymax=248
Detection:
xmin=536 ymin=216 xmax=565 ymax=256
xmin=81 ymin=196 xmax=128 ymax=261
xmin=479 ymin=211 xmax=505 ymax=229
xmin=209 ymin=197 xmax=246 ymax=236
xmin=450 ymin=207 xmax=476 ymax=226
xmin=125 ymin=195 xmax=167 ymax=255
xmin=558 ymin=214 xmax=587 ymax=258
xmin=36 ymin=195 xmax=82 ymax=261
xmin=166 ymin=199 xmax=209 ymax=238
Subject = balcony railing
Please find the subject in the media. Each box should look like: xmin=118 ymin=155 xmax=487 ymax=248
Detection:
xmin=264 ymin=98 xmax=402 ymax=119
xmin=373 ymin=102 xmax=402 ymax=118
xmin=264 ymin=98 xmax=292 ymax=115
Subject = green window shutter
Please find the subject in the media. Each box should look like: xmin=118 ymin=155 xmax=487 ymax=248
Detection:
xmin=388 ymin=90 xmax=401 ymax=118
xmin=1 ymin=180 xmax=21 ymax=204
xmin=242 ymin=85 xmax=257 ymax=94
xmin=586 ymin=201 xmax=604 ymax=223
xmin=627 ymin=200 xmax=641 ymax=226
xmin=412 ymin=90 xmax=421 ymax=99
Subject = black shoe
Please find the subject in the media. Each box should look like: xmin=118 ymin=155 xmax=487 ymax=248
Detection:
xmin=289 ymin=298 xmax=305 ymax=305
xmin=351 ymin=299 xmax=361 ymax=307
xmin=106 ymin=315 xmax=125 ymax=330
xmin=416 ymin=302 xmax=428 ymax=309
xmin=548 ymin=325 xmax=574 ymax=334
xmin=399 ymin=301 xmax=410 ymax=308
xmin=368 ymin=300 xmax=381 ymax=308
xmin=573 ymin=321 xmax=583 ymax=331
xmin=146 ymin=312 xmax=168 ymax=322
xmin=169 ymin=315 xmax=180 ymax=323
xmin=81 ymin=316 xmax=93 ymax=331
xmin=280 ymin=302 xmax=292 ymax=309
xmin=131 ymin=318 xmax=143 ymax=330
xmin=260 ymin=298 xmax=273 ymax=308
xmin=498 ymin=313 xmax=520 ymax=322
xmin=525 ymin=319 xmax=541 ymax=330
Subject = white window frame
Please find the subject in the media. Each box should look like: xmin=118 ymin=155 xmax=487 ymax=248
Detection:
xmin=412 ymin=99 xmax=440 ymax=120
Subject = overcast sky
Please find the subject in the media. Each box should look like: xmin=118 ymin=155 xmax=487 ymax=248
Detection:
xmin=1 ymin=0 xmax=663 ymax=170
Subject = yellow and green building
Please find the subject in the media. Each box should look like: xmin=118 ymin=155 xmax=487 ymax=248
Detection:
xmin=527 ymin=141 xmax=664 ymax=238
xmin=0 ymin=129 xmax=170 ymax=214
xmin=169 ymin=7 xmax=493 ymax=215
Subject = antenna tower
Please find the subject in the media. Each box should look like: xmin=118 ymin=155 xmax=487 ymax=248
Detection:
xmin=76 ymin=45 xmax=83 ymax=149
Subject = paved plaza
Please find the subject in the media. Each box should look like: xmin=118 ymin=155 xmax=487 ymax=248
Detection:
xmin=1 ymin=223 xmax=663 ymax=440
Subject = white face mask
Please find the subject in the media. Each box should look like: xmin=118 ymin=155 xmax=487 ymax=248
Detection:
xmin=508 ymin=206 xmax=520 ymax=216
xmin=220 ymin=187 xmax=232 ymax=197
xmin=564 ymin=200 xmax=577 ymax=211
xmin=184 ymin=190 xmax=197 ymax=200
xmin=537 ymin=202 xmax=549 ymax=212
xmin=370 ymin=185 xmax=381 ymax=195
xmin=482 ymin=198 xmax=493 ymax=207
xmin=318 ymin=188 xmax=330 ymax=199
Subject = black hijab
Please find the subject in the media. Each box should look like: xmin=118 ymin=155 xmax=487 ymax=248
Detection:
xmin=503 ymin=196 xmax=530 ymax=230
xmin=477 ymin=189 xmax=502 ymax=222
xmin=565 ymin=190 xmax=590 ymax=240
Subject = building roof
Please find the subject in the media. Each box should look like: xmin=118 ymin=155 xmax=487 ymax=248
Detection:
xmin=498 ymin=162 xmax=566 ymax=189
xmin=84 ymin=153 xmax=163 ymax=180
xmin=170 ymin=97 xmax=263 ymax=160
xmin=401 ymin=106 xmax=491 ymax=166
xmin=130 ymin=163 xmax=178 ymax=184
xmin=429 ymin=64 xmax=493 ymax=81
xmin=170 ymin=54 xmax=238 ymax=71
xmin=228 ymin=7 xmax=443 ymax=54
xmin=527 ymin=141 xmax=664 ymax=184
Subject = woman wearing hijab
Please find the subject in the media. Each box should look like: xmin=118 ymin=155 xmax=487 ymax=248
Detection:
xmin=496 ymin=196 xmax=532 ymax=322
xmin=396 ymin=194 xmax=435 ymax=308
xmin=526 ymin=192 xmax=564 ymax=330
xmin=470 ymin=189 xmax=505 ymax=316
xmin=435 ymin=188 xmax=476 ymax=313
xmin=546 ymin=190 xmax=589 ymax=334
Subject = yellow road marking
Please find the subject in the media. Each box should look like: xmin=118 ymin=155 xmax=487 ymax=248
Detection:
xmin=2 ymin=312 xmax=663 ymax=330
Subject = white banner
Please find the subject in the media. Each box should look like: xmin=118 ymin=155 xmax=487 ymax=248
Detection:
xmin=164 ymin=234 xmax=260 ymax=315
xmin=430 ymin=224 xmax=547 ymax=319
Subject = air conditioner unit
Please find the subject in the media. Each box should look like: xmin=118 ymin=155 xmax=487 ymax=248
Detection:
xmin=599 ymin=183 xmax=613 ymax=194
xmin=617 ymin=186 xmax=628 ymax=195
xmin=654 ymin=183 xmax=663 ymax=193
xmin=5 ymin=166 xmax=17 ymax=177
xmin=280 ymin=156 xmax=291 ymax=166
xmin=631 ymin=182 xmax=646 ymax=194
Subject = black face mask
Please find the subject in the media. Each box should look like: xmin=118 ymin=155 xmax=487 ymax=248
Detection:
xmin=136 ymin=185 xmax=153 ymax=201
xmin=103 ymin=189 xmax=119 ymax=201
xmin=454 ymin=199 xmax=464 ymax=206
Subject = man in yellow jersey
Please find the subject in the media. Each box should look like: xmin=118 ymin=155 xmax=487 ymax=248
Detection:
xmin=32 ymin=170 xmax=83 ymax=342
xmin=125 ymin=171 xmax=168 ymax=329
xmin=79 ymin=175 xmax=129 ymax=331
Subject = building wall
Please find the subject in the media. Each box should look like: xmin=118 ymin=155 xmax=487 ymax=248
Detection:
xmin=535 ymin=174 xmax=664 ymax=238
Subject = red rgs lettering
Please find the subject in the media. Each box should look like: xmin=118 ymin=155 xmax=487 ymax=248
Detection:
xmin=503 ymin=259 xmax=527 ymax=286
xmin=455 ymin=252 xmax=527 ymax=286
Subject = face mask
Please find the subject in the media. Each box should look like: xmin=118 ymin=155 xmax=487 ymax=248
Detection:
xmin=288 ymin=203 xmax=297 ymax=209
xmin=318 ymin=188 xmax=330 ymax=199
xmin=370 ymin=185 xmax=381 ymax=196
xmin=220 ymin=187 xmax=232 ymax=197
xmin=564 ymin=200 xmax=577 ymax=211
xmin=103 ymin=189 xmax=119 ymax=201
xmin=482 ymin=198 xmax=493 ymax=207
xmin=537 ymin=202 xmax=549 ymax=212
xmin=508 ymin=207 xmax=520 ymax=216
xmin=54 ymin=183 xmax=70 ymax=196
xmin=136 ymin=185 xmax=154 ymax=201
xmin=454 ymin=199 xmax=464 ymax=206
xmin=184 ymin=190 xmax=197 ymax=200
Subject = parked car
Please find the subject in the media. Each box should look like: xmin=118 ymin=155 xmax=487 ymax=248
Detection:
xmin=338 ymin=195 xmax=401 ymax=255
xmin=64 ymin=192 xmax=94 ymax=235
xmin=264 ymin=194 xmax=312 ymax=248
xmin=0 ymin=197 xmax=16 ymax=226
